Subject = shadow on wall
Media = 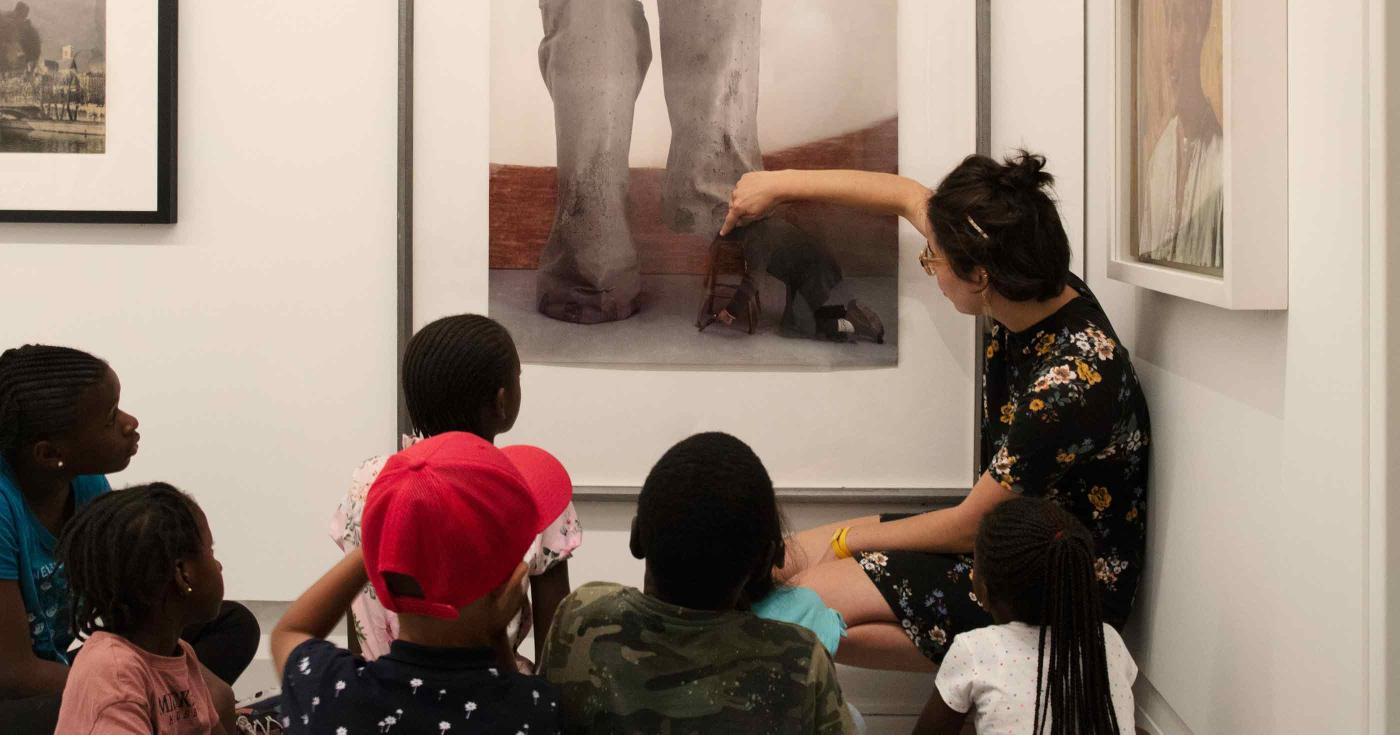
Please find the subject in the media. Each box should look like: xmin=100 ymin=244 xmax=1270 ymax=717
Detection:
xmin=1130 ymin=288 xmax=1287 ymax=417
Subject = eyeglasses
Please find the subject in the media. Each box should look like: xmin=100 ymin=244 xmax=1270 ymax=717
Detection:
xmin=918 ymin=242 xmax=945 ymax=276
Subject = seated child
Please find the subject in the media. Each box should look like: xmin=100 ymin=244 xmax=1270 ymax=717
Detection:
xmin=273 ymin=432 xmax=564 ymax=734
xmin=914 ymin=497 xmax=1137 ymax=735
xmin=750 ymin=586 xmax=847 ymax=658
xmin=0 ymin=345 xmax=257 ymax=733
xmin=331 ymin=314 xmax=581 ymax=667
xmin=736 ymin=503 xmax=847 ymax=658
xmin=538 ymin=432 xmax=856 ymax=734
xmin=54 ymin=483 xmax=235 ymax=733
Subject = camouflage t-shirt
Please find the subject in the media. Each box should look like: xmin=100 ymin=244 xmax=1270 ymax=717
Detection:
xmin=539 ymin=582 xmax=855 ymax=735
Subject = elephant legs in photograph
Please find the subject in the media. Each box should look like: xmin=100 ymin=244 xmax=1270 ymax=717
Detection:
xmin=535 ymin=0 xmax=652 ymax=324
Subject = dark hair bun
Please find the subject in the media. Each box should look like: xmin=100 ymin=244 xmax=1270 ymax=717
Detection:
xmin=998 ymin=150 xmax=1054 ymax=195
xmin=927 ymin=150 xmax=1071 ymax=301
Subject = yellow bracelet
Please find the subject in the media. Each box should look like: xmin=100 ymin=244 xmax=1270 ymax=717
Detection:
xmin=830 ymin=527 xmax=854 ymax=559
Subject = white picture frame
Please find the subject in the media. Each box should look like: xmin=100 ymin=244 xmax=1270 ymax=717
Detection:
xmin=1090 ymin=0 xmax=1288 ymax=310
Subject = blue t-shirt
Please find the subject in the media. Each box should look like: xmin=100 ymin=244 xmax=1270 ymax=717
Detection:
xmin=752 ymin=585 xmax=848 ymax=656
xmin=0 ymin=458 xmax=110 ymax=664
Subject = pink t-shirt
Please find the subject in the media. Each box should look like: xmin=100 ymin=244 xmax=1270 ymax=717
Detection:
xmin=55 ymin=632 xmax=220 ymax=734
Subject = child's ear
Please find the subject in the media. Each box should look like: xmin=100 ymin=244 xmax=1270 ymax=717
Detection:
xmin=30 ymin=440 xmax=63 ymax=471
xmin=494 ymin=386 xmax=510 ymax=421
xmin=488 ymin=562 xmax=530 ymax=618
xmin=628 ymin=516 xmax=644 ymax=560
xmin=173 ymin=558 xmax=195 ymax=595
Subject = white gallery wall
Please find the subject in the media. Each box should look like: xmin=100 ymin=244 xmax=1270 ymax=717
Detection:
xmin=1074 ymin=0 xmax=1387 ymax=732
xmin=0 ymin=2 xmax=401 ymax=600
xmin=995 ymin=1 xmax=1396 ymax=733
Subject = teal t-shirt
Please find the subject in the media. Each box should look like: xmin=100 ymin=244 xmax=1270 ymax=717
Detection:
xmin=0 ymin=458 xmax=109 ymax=664
xmin=752 ymin=585 xmax=848 ymax=655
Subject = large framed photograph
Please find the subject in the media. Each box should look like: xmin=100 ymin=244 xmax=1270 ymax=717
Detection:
xmin=0 ymin=0 xmax=176 ymax=223
xmin=403 ymin=1 xmax=985 ymax=497
xmin=1094 ymin=0 xmax=1287 ymax=310
xmin=487 ymin=0 xmax=900 ymax=368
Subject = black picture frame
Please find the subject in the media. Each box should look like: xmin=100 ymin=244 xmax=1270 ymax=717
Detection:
xmin=0 ymin=0 xmax=178 ymax=224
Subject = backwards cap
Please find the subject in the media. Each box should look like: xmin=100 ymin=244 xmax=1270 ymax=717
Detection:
xmin=361 ymin=432 xmax=542 ymax=619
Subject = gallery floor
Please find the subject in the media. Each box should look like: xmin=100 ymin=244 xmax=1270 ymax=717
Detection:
xmin=489 ymin=270 xmax=901 ymax=369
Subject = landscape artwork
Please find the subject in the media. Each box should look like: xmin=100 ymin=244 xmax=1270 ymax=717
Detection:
xmin=0 ymin=0 xmax=106 ymax=154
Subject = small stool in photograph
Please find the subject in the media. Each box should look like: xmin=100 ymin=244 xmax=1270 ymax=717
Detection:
xmin=696 ymin=234 xmax=760 ymax=334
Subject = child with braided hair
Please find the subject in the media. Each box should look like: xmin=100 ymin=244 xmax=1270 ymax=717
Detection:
xmin=55 ymin=483 xmax=234 ymax=733
xmin=0 ymin=345 xmax=257 ymax=733
xmin=914 ymin=497 xmax=1137 ymax=735
xmin=331 ymin=314 xmax=582 ymax=670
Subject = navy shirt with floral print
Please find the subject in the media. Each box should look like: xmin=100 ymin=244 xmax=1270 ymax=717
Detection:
xmin=856 ymin=275 xmax=1149 ymax=662
xmin=281 ymin=639 xmax=562 ymax=734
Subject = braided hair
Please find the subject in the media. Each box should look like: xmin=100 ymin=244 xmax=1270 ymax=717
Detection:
xmin=402 ymin=314 xmax=519 ymax=438
xmin=56 ymin=483 xmax=204 ymax=639
xmin=0 ymin=345 xmax=109 ymax=461
xmin=928 ymin=150 xmax=1071 ymax=301
xmin=975 ymin=497 xmax=1120 ymax=735
xmin=635 ymin=432 xmax=785 ymax=610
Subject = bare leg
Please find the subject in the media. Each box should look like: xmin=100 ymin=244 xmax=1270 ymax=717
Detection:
xmin=656 ymin=0 xmax=763 ymax=235
xmin=793 ymin=557 xmax=934 ymax=672
xmin=536 ymin=0 xmax=651 ymax=323
xmin=839 ymin=624 xmax=937 ymax=672
xmin=778 ymin=515 xmax=882 ymax=583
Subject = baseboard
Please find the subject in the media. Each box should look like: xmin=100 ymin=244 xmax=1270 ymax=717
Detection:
xmin=1134 ymin=675 xmax=1195 ymax=735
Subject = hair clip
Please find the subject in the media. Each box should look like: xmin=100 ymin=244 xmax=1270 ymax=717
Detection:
xmin=966 ymin=215 xmax=990 ymax=240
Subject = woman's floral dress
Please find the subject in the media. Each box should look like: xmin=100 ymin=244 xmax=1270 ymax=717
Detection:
xmin=857 ymin=276 xmax=1150 ymax=663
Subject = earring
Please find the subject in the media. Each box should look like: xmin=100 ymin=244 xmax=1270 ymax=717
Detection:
xmin=184 ymin=585 xmax=193 ymax=595
xmin=56 ymin=460 xmax=64 ymax=468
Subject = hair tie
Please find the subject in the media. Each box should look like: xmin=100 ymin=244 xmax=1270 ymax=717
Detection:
xmin=1052 ymin=529 xmax=1065 ymax=542
xmin=966 ymin=215 xmax=990 ymax=240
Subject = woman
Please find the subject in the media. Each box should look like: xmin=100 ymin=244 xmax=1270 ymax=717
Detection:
xmin=721 ymin=152 xmax=1150 ymax=672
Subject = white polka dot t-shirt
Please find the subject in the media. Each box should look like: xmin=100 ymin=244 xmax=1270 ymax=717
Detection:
xmin=934 ymin=621 xmax=1137 ymax=733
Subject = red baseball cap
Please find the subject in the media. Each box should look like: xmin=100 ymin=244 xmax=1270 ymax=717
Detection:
xmin=362 ymin=432 xmax=543 ymax=619
xmin=499 ymin=445 xmax=574 ymax=532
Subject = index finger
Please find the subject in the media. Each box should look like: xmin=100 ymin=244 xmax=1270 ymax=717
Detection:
xmin=719 ymin=207 xmax=742 ymax=237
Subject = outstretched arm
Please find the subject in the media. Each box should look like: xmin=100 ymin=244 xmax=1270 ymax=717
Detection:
xmin=271 ymin=548 xmax=367 ymax=676
xmin=849 ymin=472 xmax=1016 ymax=556
xmin=790 ymin=473 xmax=1016 ymax=573
xmin=720 ymin=170 xmax=934 ymax=240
